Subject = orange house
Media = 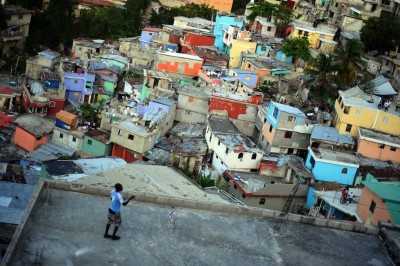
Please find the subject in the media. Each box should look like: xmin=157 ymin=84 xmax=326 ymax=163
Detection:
xmin=357 ymin=127 xmax=400 ymax=163
xmin=156 ymin=51 xmax=203 ymax=77
xmin=13 ymin=114 xmax=54 ymax=152
xmin=189 ymin=0 xmax=233 ymax=13
xmin=357 ymin=181 xmax=400 ymax=225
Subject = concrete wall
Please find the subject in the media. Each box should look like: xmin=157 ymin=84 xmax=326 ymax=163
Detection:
xmin=52 ymin=127 xmax=84 ymax=152
xmin=110 ymin=124 xmax=157 ymax=154
xmin=176 ymin=93 xmax=209 ymax=123
xmin=14 ymin=127 xmax=48 ymax=152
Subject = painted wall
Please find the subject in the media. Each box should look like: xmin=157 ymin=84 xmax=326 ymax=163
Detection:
xmin=213 ymin=15 xmax=244 ymax=52
xmin=275 ymin=51 xmax=293 ymax=63
xmin=14 ymin=127 xmax=47 ymax=152
xmin=82 ymin=136 xmax=112 ymax=157
xmin=156 ymin=53 xmax=203 ymax=76
xmin=140 ymin=29 xmax=160 ymax=46
xmin=306 ymin=187 xmax=317 ymax=209
xmin=229 ymin=69 xmax=258 ymax=88
xmin=181 ymin=33 xmax=215 ymax=52
xmin=305 ymin=152 xmax=358 ymax=185
xmin=357 ymin=138 xmax=400 ymax=163
xmin=334 ymin=99 xmax=400 ymax=136
xmin=111 ymin=144 xmax=136 ymax=163
xmin=229 ymin=40 xmax=257 ymax=68
xmin=356 ymin=187 xmax=393 ymax=225
xmin=289 ymin=26 xmax=335 ymax=49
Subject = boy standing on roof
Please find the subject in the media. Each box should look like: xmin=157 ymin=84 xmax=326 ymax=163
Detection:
xmin=104 ymin=183 xmax=135 ymax=240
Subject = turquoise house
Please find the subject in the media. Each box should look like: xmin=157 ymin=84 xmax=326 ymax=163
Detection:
xmin=213 ymin=14 xmax=244 ymax=52
xmin=82 ymin=129 xmax=113 ymax=157
xmin=305 ymin=146 xmax=359 ymax=186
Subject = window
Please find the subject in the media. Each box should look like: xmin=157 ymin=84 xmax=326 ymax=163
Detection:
xmin=344 ymin=106 xmax=350 ymax=114
xmin=335 ymin=3 xmax=339 ymax=7
xmin=60 ymin=133 xmax=63 ymax=139
xmin=72 ymin=137 xmax=76 ymax=142
xmin=233 ymin=184 xmax=237 ymax=189
xmin=74 ymin=80 xmax=78 ymax=84
xmin=242 ymin=193 xmax=246 ymax=199
xmin=49 ymin=101 xmax=56 ymax=107
xmin=369 ymin=200 xmax=376 ymax=213
xmin=378 ymin=143 xmax=385 ymax=149
xmin=267 ymin=26 xmax=272 ymax=32
xmin=118 ymin=130 xmax=122 ymax=136
xmin=286 ymin=116 xmax=297 ymax=123
xmin=273 ymin=107 xmax=279 ymax=119
xmin=259 ymin=198 xmax=265 ymax=205
xmin=216 ymin=155 xmax=219 ymax=159
xmin=225 ymin=148 xmax=229 ymax=154
xmin=298 ymin=30 xmax=303 ymax=35
xmin=87 ymin=139 xmax=92 ymax=145
xmin=269 ymin=124 xmax=273 ymax=133
xmin=383 ymin=117 xmax=388 ymax=124
xmin=264 ymin=118 xmax=267 ymax=123
xmin=345 ymin=124 xmax=352 ymax=133
xmin=261 ymin=46 xmax=266 ymax=51
xmin=238 ymin=153 xmax=243 ymax=159
xmin=284 ymin=131 xmax=293 ymax=138
xmin=304 ymin=32 xmax=309 ymax=37
xmin=251 ymin=153 xmax=257 ymax=160
xmin=390 ymin=146 xmax=397 ymax=151
xmin=128 ymin=134 xmax=134 ymax=140
xmin=209 ymin=135 xmax=212 ymax=142
xmin=341 ymin=168 xmax=348 ymax=174
xmin=18 ymin=14 xmax=23 ymax=19
xmin=310 ymin=156 xmax=315 ymax=169
xmin=381 ymin=0 xmax=390 ymax=5
xmin=218 ymin=140 xmax=221 ymax=146
xmin=188 ymin=96 xmax=194 ymax=102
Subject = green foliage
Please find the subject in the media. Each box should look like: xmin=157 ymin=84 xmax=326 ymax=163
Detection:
xmin=273 ymin=5 xmax=293 ymax=38
xmin=254 ymin=80 xmax=277 ymax=101
xmin=149 ymin=3 xmax=216 ymax=27
xmin=304 ymin=53 xmax=338 ymax=98
xmin=2 ymin=47 xmax=28 ymax=75
xmin=360 ymin=16 xmax=400 ymax=55
xmin=281 ymin=36 xmax=310 ymax=62
xmin=79 ymin=98 xmax=106 ymax=125
xmin=7 ymin=0 xmax=43 ymax=10
xmin=196 ymin=172 xmax=215 ymax=188
xmin=334 ymin=39 xmax=364 ymax=88
xmin=247 ymin=1 xmax=276 ymax=22
xmin=360 ymin=80 xmax=376 ymax=95
xmin=231 ymin=0 xmax=251 ymax=15
xmin=215 ymin=174 xmax=229 ymax=191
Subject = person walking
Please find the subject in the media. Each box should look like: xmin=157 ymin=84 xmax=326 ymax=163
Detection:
xmin=104 ymin=183 xmax=135 ymax=240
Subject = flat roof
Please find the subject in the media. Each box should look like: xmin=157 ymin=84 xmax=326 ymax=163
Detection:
xmin=158 ymin=51 xmax=203 ymax=61
xmin=359 ymin=127 xmax=400 ymax=147
xmin=208 ymin=115 xmax=240 ymax=135
xmin=170 ymin=123 xmax=206 ymax=137
xmin=8 ymin=188 xmax=393 ymax=265
xmin=310 ymin=147 xmax=359 ymax=166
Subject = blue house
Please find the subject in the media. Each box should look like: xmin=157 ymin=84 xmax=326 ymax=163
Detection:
xmin=213 ymin=14 xmax=244 ymax=52
xmin=228 ymin=69 xmax=258 ymax=89
xmin=63 ymin=71 xmax=95 ymax=103
xmin=275 ymin=51 xmax=293 ymax=63
xmin=140 ymin=28 xmax=162 ymax=46
xmin=305 ymin=146 xmax=359 ymax=186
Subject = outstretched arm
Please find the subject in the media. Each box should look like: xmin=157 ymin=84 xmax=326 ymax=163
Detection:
xmin=122 ymin=195 xmax=135 ymax=206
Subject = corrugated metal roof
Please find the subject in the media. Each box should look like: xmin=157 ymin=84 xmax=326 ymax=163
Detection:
xmin=311 ymin=125 xmax=354 ymax=145
xmin=370 ymin=75 xmax=397 ymax=96
xmin=24 ymin=141 xmax=76 ymax=162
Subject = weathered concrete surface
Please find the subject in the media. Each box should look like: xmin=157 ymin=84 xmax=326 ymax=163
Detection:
xmin=8 ymin=189 xmax=393 ymax=266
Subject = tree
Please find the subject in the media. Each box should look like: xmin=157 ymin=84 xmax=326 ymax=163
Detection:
xmin=360 ymin=16 xmax=400 ymax=54
xmin=335 ymin=39 xmax=364 ymax=89
xmin=304 ymin=53 xmax=338 ymax=98
xmin=232 ymin=0 xmax=251 ymax=15
xmin=79 ymin=98 xmax=107 ymax=126
xmin=281 ymin=36 xmax=310 ymax=64
xmin=272 ymin=4 xmax=293 ymax=38
xmin=246 ymin=1 xmax=276 ymax=22
xmin=254 ymin=80 xmax=277 ymax=101
xmin=196 ymin=172 xmax=214 ymax=188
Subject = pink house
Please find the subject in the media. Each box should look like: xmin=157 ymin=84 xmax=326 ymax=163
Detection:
xmin=357 ymin=127 xmax=400 ymax=163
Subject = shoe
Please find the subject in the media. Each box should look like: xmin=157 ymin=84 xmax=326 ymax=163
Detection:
xmin=104 ymin=234 xmax=111 ymax=238
xmin=112 ymin=235 xmax=121 ymax=240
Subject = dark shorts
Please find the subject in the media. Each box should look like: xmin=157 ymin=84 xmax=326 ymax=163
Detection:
xmin=107 ymin=211 xmax=121 ymax=226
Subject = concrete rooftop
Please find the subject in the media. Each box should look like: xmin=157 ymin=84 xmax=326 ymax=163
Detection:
xmin=6 ymin=187 xmax=393 ymax=266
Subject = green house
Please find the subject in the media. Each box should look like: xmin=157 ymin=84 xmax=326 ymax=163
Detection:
xmin=82 ymin=129 xmax=113 ymax=157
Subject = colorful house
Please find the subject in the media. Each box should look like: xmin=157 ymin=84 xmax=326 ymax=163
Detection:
xmin=241 ymin=56 xmax=292 ymax=84
xmin=228 ymin=69 xmax=258 ymax=89
xmin=262 ymin=102 xmax=313 ymax=155
xmin=13 ymin=114 xmax=53 ymax=152
xmin=82 ymin=129 xmax=113 ymax=157
xmin=249 ymin=16 xmax=277 ymax=38
xmin=0 ymin=86 xmax=18 ymax=111
xmin=21 ymin=83 xmax=55 ymax=116
xmin=288 ymin=21 xmax=337 ymax=52
xmin=156 ymin=51 xmax=203 ymax=77
xmin=63 ymin=71 xmax=96 ymax=103
xmin=190 ymin=0 xmax=233 ymax=13
xmin=305 ymin=146 xmax=359 ymax=186
xmin=213 ymin=14 xmax=244 ymax=52
xmin=100 ymin=54 xmax=129 ymax=71
xmin=140 ymin=27 xmax=162 ymax=46
xmin=0 ymin=111 xmax=16 ymax=127
xmin=357 ymin=181 xmax=400 ymax=225
xmin=334 ymin=86 xmax=400 ymax=137
xmin=190 ymin=46 xmax=229 ymax=70
xmin=180 ymin=32 xmax=215 ymax=53
xmin=357 ymin=127 xmax=400 ymax=163
xmin=208 ymin=92 xmax=263 ymax=137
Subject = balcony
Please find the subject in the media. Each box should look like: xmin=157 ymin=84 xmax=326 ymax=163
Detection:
xmin=2 ymin=30 xmax=23 ymax=42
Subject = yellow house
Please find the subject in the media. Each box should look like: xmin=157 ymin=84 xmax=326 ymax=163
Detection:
xmin=333 ymin=86 xmax=400 ymax=137
xmin=289 ymin=21 xmax=337 ymax=53
xmin=229 ymin=40 xmax=257 ymax=68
